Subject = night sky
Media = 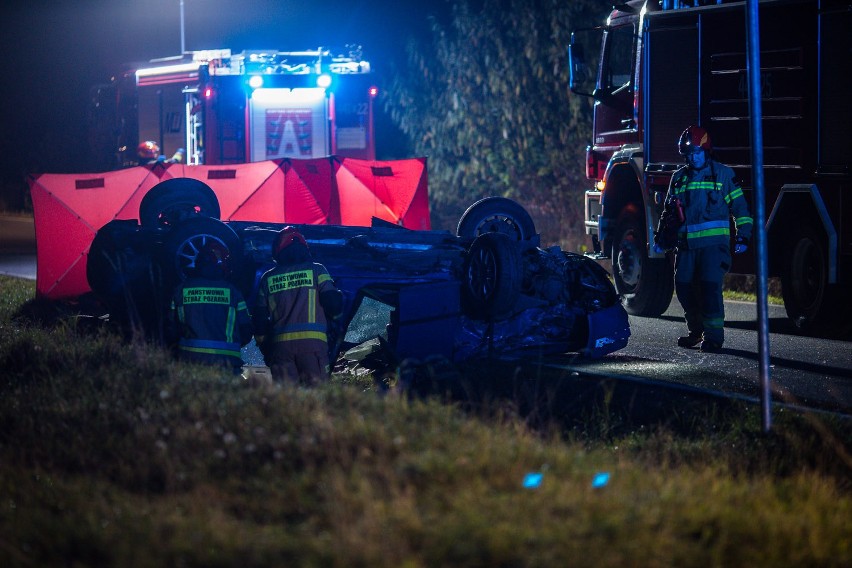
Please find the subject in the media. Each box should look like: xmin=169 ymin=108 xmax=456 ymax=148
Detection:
xmin=0 ymin=0 xmax=447 ymax=196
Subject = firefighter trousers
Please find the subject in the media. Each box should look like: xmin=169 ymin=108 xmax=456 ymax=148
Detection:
xmin=674 ymin=244 xmax=731 ymax=345
xmin=265 ymin=340 xmax=330 ymax=386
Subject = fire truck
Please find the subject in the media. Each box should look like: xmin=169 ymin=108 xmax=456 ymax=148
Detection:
xmin=568 ymin=0 xmax=851 ymax=330
xmin=89 ymin=46 xmax=377 ymax=168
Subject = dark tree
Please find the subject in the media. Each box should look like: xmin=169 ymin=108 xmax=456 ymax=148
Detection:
xmin=385 ymin=0 xmax=601 ymax=244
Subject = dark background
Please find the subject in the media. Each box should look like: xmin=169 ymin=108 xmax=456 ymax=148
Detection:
xmin=0 ymin=0 xmax=447 ymax=209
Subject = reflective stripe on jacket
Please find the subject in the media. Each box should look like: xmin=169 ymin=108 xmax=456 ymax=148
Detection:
xmin=668 ymin=159 xmax=754 ymax=249
xmin=177 ymin=337 xmax=243 ymax=358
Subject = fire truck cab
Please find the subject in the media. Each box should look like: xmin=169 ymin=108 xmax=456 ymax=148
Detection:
xmin=90 ymin=46 xmax=377 ymax=168
xmin=569 ymin=0 xmax=851 ymax=330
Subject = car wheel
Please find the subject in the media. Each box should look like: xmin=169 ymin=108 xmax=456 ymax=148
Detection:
xmin=139 ymin=178 xmax=221 ymax=228
xmin=159 ymin=217 xmax=247 ymax=291
xmin=87 ymin=219 xmax=167 ymax=333
xmin=461 ymin=232 xmax=522 ymax=320
xmin=457 ymin=197 xmax=536 ymax=241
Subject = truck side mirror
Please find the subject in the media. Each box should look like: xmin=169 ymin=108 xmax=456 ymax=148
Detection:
xmin=569 ymin=28 xmax=603 ymax=99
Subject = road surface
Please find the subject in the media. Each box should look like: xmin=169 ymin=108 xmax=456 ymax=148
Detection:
xmin=549 ymin=300 xmax=852 ymax=415
xmin=0 ymin=215 xmax=36 ymax=280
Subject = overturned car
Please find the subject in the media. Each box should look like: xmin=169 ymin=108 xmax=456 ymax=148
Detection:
xmin=86 ymin=178 xmax=630 ymax=369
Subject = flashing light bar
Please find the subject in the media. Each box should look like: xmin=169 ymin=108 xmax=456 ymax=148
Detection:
xmin=328 ymin=61 xmax=371 ymax=74
xmin=135 ymin=62 xmax=201 ymax=78
xmin=251 ymin=87 xmax=327 ymax=104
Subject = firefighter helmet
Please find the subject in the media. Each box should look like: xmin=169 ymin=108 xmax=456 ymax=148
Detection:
xmin=137 ymin=141 xmax=160 ymax=160
xmin=195 ymin=241 xmax=231 ymax=278
xmin=678 ymin=126 xmax=712 ymax=155
xmin=273 ymin=226 xmax=309 ymax=258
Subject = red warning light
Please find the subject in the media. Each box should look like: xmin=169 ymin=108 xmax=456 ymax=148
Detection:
xmin=369 ymin=86 xmax=379 ymax=97
xmin=204 ymin=87 xmax=213 ymax=98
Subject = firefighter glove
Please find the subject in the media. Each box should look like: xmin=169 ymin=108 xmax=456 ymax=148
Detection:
xmin=734 ymin=236 xmax=748 ymax=255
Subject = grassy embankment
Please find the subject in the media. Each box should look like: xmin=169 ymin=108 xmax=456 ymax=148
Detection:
xmin=1 ymin=275 xmax=850 ymax=567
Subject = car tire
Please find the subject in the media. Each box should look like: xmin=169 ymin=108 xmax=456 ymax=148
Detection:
xmin=139 ymin=178 xmax=221 ymax=228
xmin=87 ymin=219 xmax=167 ymax=333
xmin=456 ymin=197 xmax=536 ymax=242
xmin=461 ymin=232 xmax=522 ymax=320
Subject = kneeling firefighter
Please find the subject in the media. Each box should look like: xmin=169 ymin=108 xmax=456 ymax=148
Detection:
xmin=253 ymin=227 xmax=343 ymax=385
xmin=168 ymin=242 xmax=253 ymax=372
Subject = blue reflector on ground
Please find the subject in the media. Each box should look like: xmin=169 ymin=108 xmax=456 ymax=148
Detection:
xmin=592 ymin=472 xmax=610 ymax=488
xmin=523 ymin=472 xmax=543 ymax=489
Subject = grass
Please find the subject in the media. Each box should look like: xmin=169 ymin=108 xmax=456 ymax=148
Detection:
xmin=723 ymin=274 xmax=784 ymax=305
xmin=1 ymin=274 xmax=850 ymax=567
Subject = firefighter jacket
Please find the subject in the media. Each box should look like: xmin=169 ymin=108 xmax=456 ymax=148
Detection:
xmin=253 ymin=261 xmax=339 ymax=351
xmin=666 ymin=159 xmax=754 ymax=249
xmin=169 ymin=277 xmax=253 ymax=364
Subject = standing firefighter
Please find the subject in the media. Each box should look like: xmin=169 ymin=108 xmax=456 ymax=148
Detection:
xmin=254 ymin=227 xmax=343 ymax=385
xmin=653 ymin=125 xmax=753 ymax=353
xmin=168 ymin=242 xmax=253 ymax=372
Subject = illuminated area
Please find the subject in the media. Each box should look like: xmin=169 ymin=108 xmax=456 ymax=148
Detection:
xmin=249 ymin=88 xmax=329 ymax=162
xmin=135 ymin=62 xmax=200 ymax=79
xmin=123 ymin=47 xmax=375 ymax=166
xmin=251 ymin=87 xmax=326 ymax=104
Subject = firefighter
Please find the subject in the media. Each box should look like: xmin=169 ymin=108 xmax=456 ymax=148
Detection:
xmin=653 ymin=125 xmax=753 ymax=353
xmin=137 ymin=141 xmax=162 ymax=165
xmin=168 ymin=241 xmax=253 ymax=372
xmin=253 ymin=226 xmax=343 ymax=385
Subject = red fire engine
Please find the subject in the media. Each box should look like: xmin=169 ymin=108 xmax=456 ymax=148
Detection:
xmin=89 ymin=46 xmax=377 ymax=168
xmin=569 ymin=0 xmax=851 ymax=330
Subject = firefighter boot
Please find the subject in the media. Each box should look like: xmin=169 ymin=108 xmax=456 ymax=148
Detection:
xmin=677 ymin=332 xmax=703 ymax=348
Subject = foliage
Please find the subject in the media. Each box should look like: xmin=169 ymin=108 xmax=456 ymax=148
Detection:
xmin=1 ymin=274 xmax=851 ymax=566
xmin=385 ymin=0 xmax=601 ymax=241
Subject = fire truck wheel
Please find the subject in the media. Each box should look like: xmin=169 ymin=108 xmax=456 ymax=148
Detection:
xmin=781 ymin=224 xmax=841 ymax=330
xmin=461 ymin=232 xmax=522 ymax=320
xmin=611 ymin=216 xmax=673 ymax=317
xmin=139 ymin=178 xmax=221 ymax=228
xmin=159 ymin=217 xmax=249 ymax=292
xmin=457 ymin=197 xmax=536 ymax=242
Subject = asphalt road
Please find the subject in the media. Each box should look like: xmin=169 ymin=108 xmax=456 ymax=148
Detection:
xmin=3 ymin=214 xmax=850 ymax=415
xmin=0 ymin=215 xmax=36 ymax=280
xmin=548 ymin=300 xmax=852 ymax=415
